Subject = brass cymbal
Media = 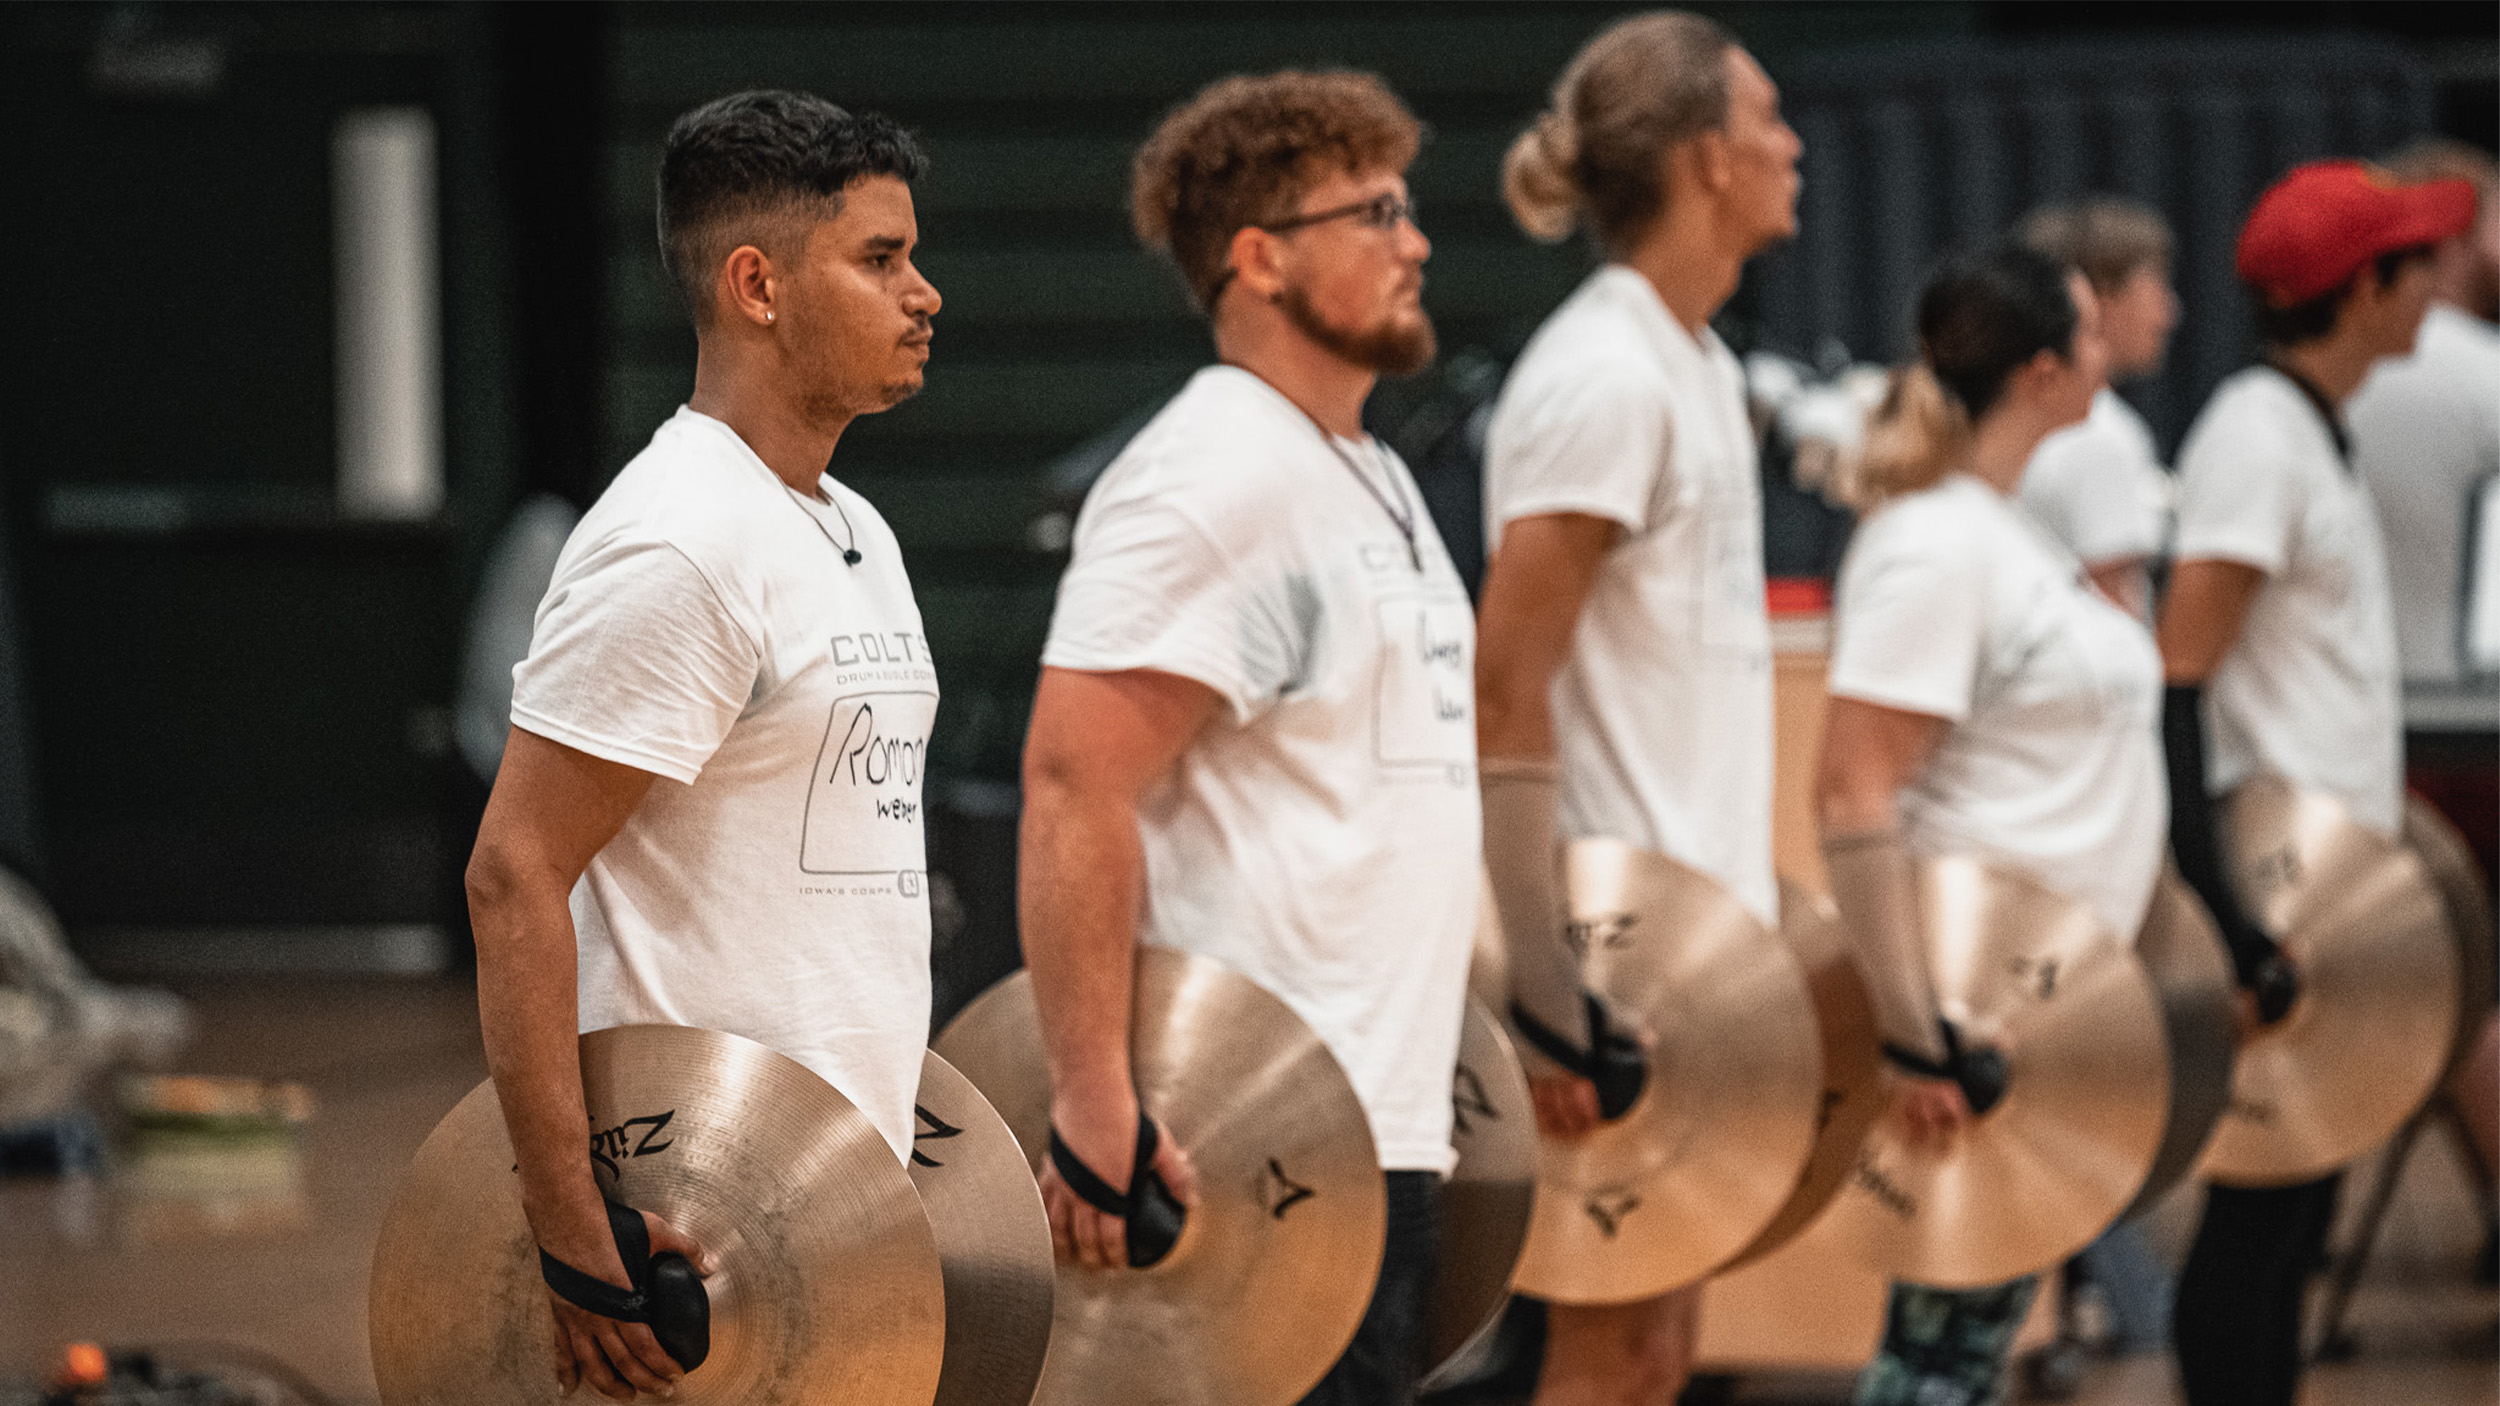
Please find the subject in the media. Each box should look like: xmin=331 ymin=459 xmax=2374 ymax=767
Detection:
xmin=1717 ymin=880 xmax=1886 ymax=1271
xmin=2124 ymin=871 xmax=2238 ymax=1217
xmin=1510 ymin=840 xmax=1824 ymax=1304
xmin=2201 ymin=777 xmax=2460 ymax=1187
xmin=910 ymin=1050 xmax=1055 ymax=1406
xmin=933 ymin=947 xmax=1385 ymax=1406
xmin=370 ymin=1024 xmax=945 ymax=1406
xmin=1420 ymin=998 xmax=1536 ymax=1392
xmin=2401 ymin=794 xmax=2496 ymax=1074
xmin=1816 ymin=856 xmax=2168 ymax=1289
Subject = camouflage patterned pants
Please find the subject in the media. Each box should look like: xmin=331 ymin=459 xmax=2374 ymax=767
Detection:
xmin=1851 ymin=1276 xmax=2040 ymax=1406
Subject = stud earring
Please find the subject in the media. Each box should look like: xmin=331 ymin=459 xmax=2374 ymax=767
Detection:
xmin=765 ymin=311 xmax=775 ymax=323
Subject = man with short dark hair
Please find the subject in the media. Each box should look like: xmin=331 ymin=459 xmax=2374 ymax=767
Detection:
xmin=1019 ymin=69 xmax=1475 ymax=1406
xmin=2159 ymin=158 xmax=2474 ymax=1406
xmin=466 ymin=89 xmax=943 ymax=1401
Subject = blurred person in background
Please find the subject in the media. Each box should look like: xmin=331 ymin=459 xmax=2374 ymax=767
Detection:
xmin=1817 ymin=245 xmax=2149 ymax=1406
xmin=2158 ymin=158 xmax=2474 ymax=1406
xmin=1021 ymin=69 xmax=1475 ymax=1406
xmin=2346 ymin=137 xmax=2500 ymax=1279
xmin=2350 ymin=140 xmax=2500 ymax=686
xmin=2010 ymin=197 xmax=2188 ymax=1359
xmin=2014 ymin=198 xmax=2181 ymax=621
xmin=1476 ymin=12 xmax=1801 ymax=1403
xmin=466 ymin=91 xmax=944 ymax=1401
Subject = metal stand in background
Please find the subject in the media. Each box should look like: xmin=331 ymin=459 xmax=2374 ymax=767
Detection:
xmin=2312 ymin=1095 xmax=2495 ymax=1362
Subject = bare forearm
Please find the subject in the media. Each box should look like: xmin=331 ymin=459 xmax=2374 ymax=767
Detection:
xmin=1475 ymin=514 xmax=1616 ymax=761
xmin=1018 ymin=781 xmax=1147 ymax=1110
xmin=472 ymin=871 xmax=614 ymax=1263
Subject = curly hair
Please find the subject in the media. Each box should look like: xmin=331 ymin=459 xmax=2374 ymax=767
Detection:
xmin=658 ymin=89 xmax=927 ymax=322
xmin=1131 ymin=70 xmax=1423 ymax=313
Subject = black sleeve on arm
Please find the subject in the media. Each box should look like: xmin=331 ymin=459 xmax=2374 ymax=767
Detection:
xmin=2163 ymin=684 xmax=2280 ymax=986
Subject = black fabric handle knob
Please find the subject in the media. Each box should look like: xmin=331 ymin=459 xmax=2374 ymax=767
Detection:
xmin=1049 ymin=1111 xmax=1187 ymax=1268
xmin=538 ymin=1199 xmax=711 ymax=1372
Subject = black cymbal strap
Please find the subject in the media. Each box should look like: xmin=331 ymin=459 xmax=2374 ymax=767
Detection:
xmin=1509 ymin=994 xmax=1648 ymax=1120
xmin=537 ymin=1200 xmax=710 ymax=1371
xmin=1049 ymin=1111 xmax=1186 ymax=1268
xmin=1883 ymin=1020 xmax=2008 ymax=1117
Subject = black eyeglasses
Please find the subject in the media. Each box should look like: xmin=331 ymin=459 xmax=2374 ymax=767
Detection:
xmin=1261 ymin=192 xmax=1418 ymax=234
xmin=1207 ymin=194 xmax=1419 ymax=302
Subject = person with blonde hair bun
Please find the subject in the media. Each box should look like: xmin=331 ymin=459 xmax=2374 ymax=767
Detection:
xmin=1818 ymin=243 xmax=2151 ymax=1406
xmin=1475 ymin=10 xmax=1798 ymax=1404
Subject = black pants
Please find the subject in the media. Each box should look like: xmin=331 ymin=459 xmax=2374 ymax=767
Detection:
xmin=1298 ymin=1170 xmax=1442 ymax=1406
xmin=2172 ymin=1174 xmax=2341 ymax=1406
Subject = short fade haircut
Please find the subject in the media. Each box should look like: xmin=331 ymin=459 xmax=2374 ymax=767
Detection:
xmin=657 ymin=90 xmax=928 ymax=322
xmin=1131 ymin=70 xmax=1424 ymax=313
xmin=2017 ymin=197 xmax=2174 ymax=294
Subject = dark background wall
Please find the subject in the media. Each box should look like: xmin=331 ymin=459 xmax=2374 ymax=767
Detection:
xmin=0 ymin=2 xmax=2490 ymax=966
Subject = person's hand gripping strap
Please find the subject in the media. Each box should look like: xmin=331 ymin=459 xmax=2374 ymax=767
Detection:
xmin=538 ymin=1199 xmax=711 ymax=1371
xmin=1048 ymin=1111 xmax=1187 ymax=1268
xmin=1482 ymin=759 xmax=1647 ymax=1121
xmin=2163 ymin=685 xmax=2298 ymax=1024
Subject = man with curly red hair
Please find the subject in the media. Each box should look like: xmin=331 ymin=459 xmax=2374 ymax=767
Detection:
xmin=1017 ymin=69 xmax=1477 ymax=1405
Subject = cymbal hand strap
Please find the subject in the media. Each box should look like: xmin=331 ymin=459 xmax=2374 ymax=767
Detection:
xmin=1049 ymin=1112 xmax=1186 ymax=1267
xmin=1508 ymin=993 xmax=1647 ymax=1120
xmin=2162 ymin=685 xmax=2298 ymax=1023
xmin=537 ymin=1199 xmax=711 ymax=1371
xmin=1882 ymin=1020 xmax=2008 ymax=1117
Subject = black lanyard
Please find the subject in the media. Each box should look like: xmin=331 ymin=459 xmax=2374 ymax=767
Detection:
xmin=1291 ymin=405 xmax=1421 ymax=572
xmin=2263 ymin=361 xmax=2353 ymax=473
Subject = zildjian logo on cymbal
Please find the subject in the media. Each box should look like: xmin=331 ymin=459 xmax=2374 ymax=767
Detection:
xmin=1565 ymin=912 xmax=1639 ymax=959
xmin=1451 ymin=1063 xmax=1499 ymax=1137
xmin=2011 ymin=954 xmax=2062 ymax=1001
xmin=1260 ymin=1159 xmax=1315 ymax=1220
xmin=2248 ymin=845 xmax=2302 ymax=901
xmin=1851 ymin=1150 xmax=1919 ymax=1223
xmin=588 ymin=1110 xmax=675 ymax=1181
xmin=911 ymin=1104 xmax=966 ymax=1168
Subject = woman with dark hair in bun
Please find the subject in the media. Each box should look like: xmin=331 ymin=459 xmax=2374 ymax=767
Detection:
xmin=1816 ymin=245 xmax=2164 ymax=1406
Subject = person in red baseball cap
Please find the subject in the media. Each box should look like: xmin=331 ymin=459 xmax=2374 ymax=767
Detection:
xmin=2158 ymin=157 xmax=2474 ymax=1406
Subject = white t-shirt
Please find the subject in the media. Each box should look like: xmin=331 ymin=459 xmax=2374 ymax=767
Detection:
xmin=512 ymin=406 xmax=937 ymax=1162
xmin=1482 ymin=265 xmax=1776 ymax=925
xmin=1043 ymin=365 xmax=1481 ymax=1173
xmin=2174 ymin=367 xmax=2404 ymax=835
xmin=2350 ymin=304 xmax=2500 ymax=683
xmin=1830 ymin=475 xmax=2167 ymax=939
xmin=2018 ymin=388 xmax=2171 ymax=571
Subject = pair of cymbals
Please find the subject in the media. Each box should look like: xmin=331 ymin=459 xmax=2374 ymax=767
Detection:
xmin=935 ymin=946 xmax=1387 ymax=1406
xmin=2403 ymin=793 xmax=2497 ymax=1076
xmin=2200 ymin=777 xmax=2461 ymax=1187
xmin=1422 ymin=999 xmax=1538 ymax=1391
xmin=2124 ymin=872 xmax=2238 ymax=1217
xmin=1717 ymin=881 xmax=1887 ymax=1270
xmin=1503 ymin=840 xmax=1827 ymax=1304
xmin=1813 ymin=856 xmax=2169 ymax=1289
xmin=370 ymin=1026 xmax=1053 ymax=1406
